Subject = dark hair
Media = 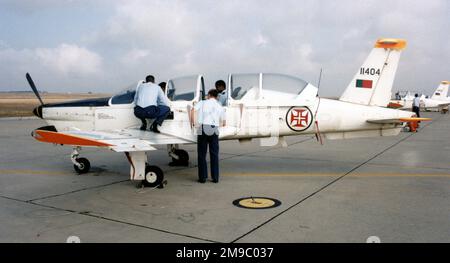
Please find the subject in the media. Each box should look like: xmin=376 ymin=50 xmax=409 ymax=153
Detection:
xmin=158 ymin=82 xmax=166 ymax=89
xmin=145 ymin=75 xmax=155 ymax=83
xmin=208 ymin=89 xmax=219 ymax=98
xmin=215 ymin=80 xmax=226 ymax=89
xmin=415 ymin=93 xmax=419 ymax=97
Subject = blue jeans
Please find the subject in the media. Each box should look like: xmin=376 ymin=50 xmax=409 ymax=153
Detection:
xmin=134 ymin=105 xmax=170 ymax=126
xmin=197 ymin=125 xmax=219 ymax=182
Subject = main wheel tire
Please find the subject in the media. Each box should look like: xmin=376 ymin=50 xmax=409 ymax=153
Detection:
xmin=73 ymin=157 xmax=90 ymax=174
xmin=142 ymin=165 xmax=164 ymax=187
xmin=172 ymin=149 xmax=189 ymax=166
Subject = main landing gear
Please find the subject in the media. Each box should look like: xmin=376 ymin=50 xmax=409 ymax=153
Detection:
xmin=143 ymin=165 xmax=164 ymax=187
xmin=71 ymin=147 xmax=90 ymax=174
xmin=70 ymin=147 xmax=183 ymax=188
xmin=125 ymin=152 xmax=166 ymax=188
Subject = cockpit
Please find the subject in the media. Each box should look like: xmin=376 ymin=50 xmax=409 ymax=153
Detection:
xmin=229 ymin=73 xmax=309 ymax=102
xmin=108 ymin=73 xmax=313 ymax=106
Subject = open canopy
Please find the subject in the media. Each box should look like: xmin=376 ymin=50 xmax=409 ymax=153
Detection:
xmin=109 ymin=73 xmax=313 ymax=105
xmin=229 ymin=73 xmax=310 ymax=102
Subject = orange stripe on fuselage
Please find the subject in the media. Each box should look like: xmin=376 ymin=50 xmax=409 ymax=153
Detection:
xmin=33 ymin=130 xmax=112 ymax=147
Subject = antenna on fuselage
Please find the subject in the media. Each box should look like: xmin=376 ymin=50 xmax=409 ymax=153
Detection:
xmin=314 ymin=68 xmax=323 ymax=145
xmin=316 ymin=68 xmax=323 ymax=97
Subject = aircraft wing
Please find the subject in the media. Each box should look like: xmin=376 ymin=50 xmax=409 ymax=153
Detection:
xmin=367 ymin=117 xmax=431 ymax=124
xmin=32 ymin=127 xmax=196 ymax=152
xmin=437 ymin=102 xmax=450 ymax=108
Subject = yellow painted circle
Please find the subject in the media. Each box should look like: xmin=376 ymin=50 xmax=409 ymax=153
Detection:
xmin=239 ymin=198 xmax=275 ymax=208
xmin=233 ymin=197 xmax=281 ymax=209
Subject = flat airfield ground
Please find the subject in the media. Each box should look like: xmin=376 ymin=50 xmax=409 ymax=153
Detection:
xmin=0 ymin=113 xmax=449 ymax=242
xmin=0 ymin=92 xmax=110 ymax=117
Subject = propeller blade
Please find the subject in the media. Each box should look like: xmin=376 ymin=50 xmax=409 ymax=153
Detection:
xmin=26 ymin=72 xmax=44 ymax=105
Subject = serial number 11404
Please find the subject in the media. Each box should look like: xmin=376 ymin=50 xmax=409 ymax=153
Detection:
xmin=360 ymin=67 xmax=381 ymax=76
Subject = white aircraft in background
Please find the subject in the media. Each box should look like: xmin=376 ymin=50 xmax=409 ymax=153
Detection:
xmin=28 ymin=38 xmax=429 ymax=187
xmin=431 ymin=81 xmax=450 ymax=102
xmin=389 ymin=81 xmax=450 ymax=112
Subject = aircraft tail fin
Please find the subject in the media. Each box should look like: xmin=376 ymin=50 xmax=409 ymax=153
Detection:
xmin=339 ymin=38 xmax=406 ymax=106
xmin=431 ymin=81 xmax=449 ymax=100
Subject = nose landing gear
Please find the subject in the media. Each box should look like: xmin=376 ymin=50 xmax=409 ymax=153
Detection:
xmin=71 ymin=147 xmax=91 ymax=174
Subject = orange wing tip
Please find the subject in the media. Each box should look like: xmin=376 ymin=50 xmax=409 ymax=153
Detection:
xmin=375 ymin=38 xmax=407 ymax=50
xmin=399 ymin=117 xmax=432 ymax=122
xmin=441 ymin=81 xmax=450 ymax=85
xmin=33 ymin=130 xmax=112 ymax=147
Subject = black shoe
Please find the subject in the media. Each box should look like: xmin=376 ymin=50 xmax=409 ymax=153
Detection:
xmin=150 ymin=124 xmax=160 ymax=133
xmin=140 ymin=124 xmax=146 ymax=130
xmin=197 ymin=179 xmax=206 ymax=183
xmin=211 ymin=179 xmax=219 ymax=183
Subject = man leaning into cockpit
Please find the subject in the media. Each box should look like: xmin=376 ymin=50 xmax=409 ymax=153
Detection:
xmin=134 ymin=75 xmax=170 ymax=133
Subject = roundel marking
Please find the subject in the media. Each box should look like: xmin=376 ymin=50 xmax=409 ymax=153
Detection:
xmin=286 ymin=106 xmax=313 ymax=132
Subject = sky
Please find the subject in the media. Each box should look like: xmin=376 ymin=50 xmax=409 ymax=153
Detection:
xmin=0 ymin=0 xmax=448 ymax=97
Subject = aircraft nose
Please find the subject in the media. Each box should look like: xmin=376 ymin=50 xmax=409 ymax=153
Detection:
xmin=33 ymin=105 xmax=43 ymax=119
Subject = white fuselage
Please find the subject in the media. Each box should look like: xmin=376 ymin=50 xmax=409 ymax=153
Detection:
xmin=390 ymin=94 xmax=448 ymax=112
xmin=42 ymin=92 xmax=414 ymax=143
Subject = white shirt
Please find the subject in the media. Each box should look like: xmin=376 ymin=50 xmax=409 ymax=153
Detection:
xmin=194 ymin=98 xmax=226 ymax=126
xmin=217 ymin=90 xmax=227 ymax=106
xmin=413 ymin=97 xmax=421 ymax=107
xmin=134 ymin=82 xmax=169 ymax=108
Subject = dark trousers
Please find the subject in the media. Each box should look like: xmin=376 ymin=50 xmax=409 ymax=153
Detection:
xmin=134 ymin=105 xmax=170 ymax=127
xmin=412 ymin=106 xmax=420 ymax=118
xmin=197 ymin=125 xmax=219 ymax=182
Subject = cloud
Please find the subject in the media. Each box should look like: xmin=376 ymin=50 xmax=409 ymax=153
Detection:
xmin=35 ymin=44 xmax=102 ymax=75
xmin=1 ymin=0 xmax=449 ymax=95
xmin=0 ymin=44 xmax=103 ymax=91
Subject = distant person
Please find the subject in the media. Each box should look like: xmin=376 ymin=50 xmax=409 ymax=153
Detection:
xmin=215 ymin=80 xmax=227 ymax=106
xmin=134 ymin=75 xmax=170 ymax=133
xmin=395 ymin=91 xmax=401 ymax=100
xmin=412 ymin=93 xmax=421 ymax=118
xmin=190 ymin=89 xmax=226 ymax=183
xmin=158 ymin=82 xmax=166 ymax=93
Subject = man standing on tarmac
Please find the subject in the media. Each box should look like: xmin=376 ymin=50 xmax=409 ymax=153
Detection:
xmin=190 ymin=89 xmax=226 ymax=183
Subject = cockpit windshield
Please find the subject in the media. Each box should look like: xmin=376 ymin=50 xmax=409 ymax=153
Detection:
xmin=110 ymin=82 xmax=139 ymax=105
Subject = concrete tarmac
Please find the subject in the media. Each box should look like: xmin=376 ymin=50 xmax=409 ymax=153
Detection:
xmin=0 ymin=112 xmax=449 ymax=242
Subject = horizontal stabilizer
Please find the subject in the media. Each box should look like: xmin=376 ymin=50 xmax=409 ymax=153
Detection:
xmin=367 ymin=117 xmax=431 ymax=124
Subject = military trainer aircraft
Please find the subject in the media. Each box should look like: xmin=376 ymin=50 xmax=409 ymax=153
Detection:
xmin=28 ymin=38 xmax=429 ymax=187
xmin=389 ymin=81 xmax=450 ymax=112
xmin=430 ymin=81 xmax=450 ymax=102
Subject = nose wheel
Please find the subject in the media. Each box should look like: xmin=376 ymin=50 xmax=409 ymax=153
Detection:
xmin=71 ymin=147 xmax=91 ymax=174
xmin=73 ymin=157 xmax=91 ymax=174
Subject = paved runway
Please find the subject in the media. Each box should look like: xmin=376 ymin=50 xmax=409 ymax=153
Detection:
xmin=0 ymin=113 xmax=449 ymax=242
